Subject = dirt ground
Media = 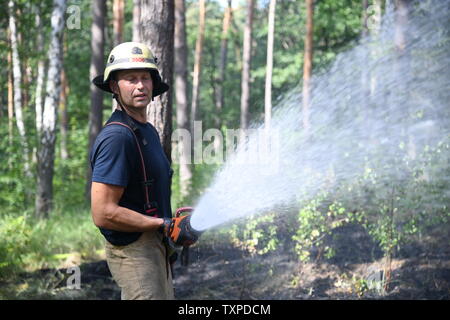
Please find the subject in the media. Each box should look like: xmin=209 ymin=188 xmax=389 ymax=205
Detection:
xmin=171 ymin=223 xmax=450 ymax=300
xmin=2 ymin=223 xmax=449 ymax=300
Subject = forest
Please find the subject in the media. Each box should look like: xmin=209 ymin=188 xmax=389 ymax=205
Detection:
xmin=0 ymin=0 xmax=449 ymax=300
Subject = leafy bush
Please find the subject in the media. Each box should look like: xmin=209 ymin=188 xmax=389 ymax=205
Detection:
xmin=292 ymin=195 xmax=358 ymax=262
xmin=0 ymin=207 xmax=103 ymax=280
xmin=0 ymin=122 xmax=34 ymax=212
xmin=0 ymin=215 xmax=32 ymax=276
xmin=292 ymin=135 xmax=450 ymax=266
xmin=228 ymin=212 xmax=279 ymax=256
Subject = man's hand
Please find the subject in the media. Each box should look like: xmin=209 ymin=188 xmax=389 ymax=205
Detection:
xmin=159 ymin=217 xmax=173 ymax=236
xmin=164 ymin=215 xmax=201 ymax=247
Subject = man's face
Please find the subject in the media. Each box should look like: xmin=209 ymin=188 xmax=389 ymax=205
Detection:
xmin=111 ymin=69 xmax=153 ymax=108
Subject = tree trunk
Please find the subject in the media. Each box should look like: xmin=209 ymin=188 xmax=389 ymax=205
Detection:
xmin=190 ymin=0 xmax=206 ymax=128
xmin=140 ymin=0 xmax=174 ymax=162
xmin=132 ymin=0 xmax=141 ymax=42
xmin=362 ymin=0 xmax=369 ymax=37
xmin=113 ymin=0 xmax=124 ymax=46
xmin=230 ymin=17 xmax=242 ymax=72
xmin=18 ymin=5 xmax=30 ymax=113
xmin=265 ymin=0 xmax=276 ymax=129
xmin=60 ymin=37 xmax=69 ymax=160
xmin=174 ymin=0 xmax=192 ymax=200
xmin=60 ymin=66 xmax=69 ymax=160
xmin=23 ymin=66 xmax=31 ymax=112
xmin=215 ymin=0 xmax=233 ymax=128
xmin=36 ymin=0 xmax=67 ymax=218
xmin=7 ymin=29 xmax=14 ymax=147
xmin=394 ymin=0 xmax=414 ymax=159
xmin=240 ymin=0 xmax=255 ymax=130
xmin=360 ymin=0 xmax=371 ymax=137
xmin=369 ymin=0 xmax=382 ymax=98
xmin=395 ymin=0 xmax=409 ymax=52
xmin=86 ymin=0 xmax=106 ymax=201
xmin=8 ymin=0 xmax=31 ymax=177
xmin=35 ymin=9 xmax=46 ymax=150
xmin=363 ymin=0 xmax=382 ymax=147
xmin=302 ymin=0 xmax=314 ymax=132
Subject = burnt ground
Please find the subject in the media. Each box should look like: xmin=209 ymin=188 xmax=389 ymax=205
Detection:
xmin=2 ymin=223 xmax=449 ymax=300
xmin=172 ymin=223 xmax=450 ymax=300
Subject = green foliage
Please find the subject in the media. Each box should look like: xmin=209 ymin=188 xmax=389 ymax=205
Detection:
xmin=180 ymin=0 xmax=369 ymax=206
xmin=292 ymin=135 xmax=450 ymax=263
xmin=1 ymin=0 xmax=372 ymax=218
xmin=292 ymin=195 xmax=357 ymax=261
xmin=65 ymin=0 xmax=101 ymax=122
xmin=1 ymin=0 xmax=448 ymax=298
xmin=0 ymin=215 xmax=32 ymax=275
xmin=181 ymin=0 xmax=366 ymax=132
xmin=0 ymin=120 xmax=34 ymax=212
xmin=251 ymin=0 xmax=364 ymax=117
xmin=53 ymin=127 xmax=89 ymax=208
xmin=228 ymin=212 xmax=279 ymax=256
xmin=0 ymin=207 xmax=103 ymax=280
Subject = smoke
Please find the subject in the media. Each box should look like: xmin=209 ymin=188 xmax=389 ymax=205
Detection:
xmin=191 ymin=0 xmax=450 ymax=231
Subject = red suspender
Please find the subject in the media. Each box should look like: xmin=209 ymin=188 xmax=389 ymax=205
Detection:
xmin=105 ymin=121 xmax=158 ymax=216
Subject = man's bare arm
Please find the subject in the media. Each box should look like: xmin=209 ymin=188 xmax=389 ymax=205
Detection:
xmin=91 ymin=181 xmax=164 ymax=232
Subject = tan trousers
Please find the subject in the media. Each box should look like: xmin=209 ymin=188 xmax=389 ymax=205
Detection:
xmin=105 ymin=231 xmax=174 ymax=300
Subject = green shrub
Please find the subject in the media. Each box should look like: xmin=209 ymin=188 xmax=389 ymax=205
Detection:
xmin=0 ymin=215 xmax=32 ymax=276
xmin=292 ymin=195 xmax=356 ymax=262
xmin=292 ymin=136 xmax=450 ymax=264
xmin=0 ymin=207 xmax=103 ymax=280
xmin=228 ymin=212 xmax=279 ymax=256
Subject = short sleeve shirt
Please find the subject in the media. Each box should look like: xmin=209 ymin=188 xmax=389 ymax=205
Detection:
xmin=90 ymin=110 xmax=172 ymax=245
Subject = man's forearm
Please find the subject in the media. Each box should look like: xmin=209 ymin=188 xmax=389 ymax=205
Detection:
xmin=95 ymin=204 xmax=164 ymax=232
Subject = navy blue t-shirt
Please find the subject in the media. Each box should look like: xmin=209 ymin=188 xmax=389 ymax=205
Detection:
xmin=90 ymin=110 xmax=172 ymax=245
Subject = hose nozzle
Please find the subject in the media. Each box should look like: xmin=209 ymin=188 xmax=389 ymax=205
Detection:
xmin=168 ymin=207 xmax=203 ymax=247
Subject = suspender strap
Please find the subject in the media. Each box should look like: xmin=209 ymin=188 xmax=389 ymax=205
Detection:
xmin=105 ymin=121 xmax=158 ymax=216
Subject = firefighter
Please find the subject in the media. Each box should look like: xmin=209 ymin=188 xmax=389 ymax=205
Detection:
xmin=90 ymin=42 xmax=176 ymax=300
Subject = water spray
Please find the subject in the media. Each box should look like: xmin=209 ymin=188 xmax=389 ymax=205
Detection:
xmin=189 ymin=0 xmax=450 ymax=233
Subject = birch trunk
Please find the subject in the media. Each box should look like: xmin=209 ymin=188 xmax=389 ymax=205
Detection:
xmin=7 ymin=29 xmax=14 ymax=147
xmin=35 ymin=10 xmax=46 ymax=147
xmin=36 ymin=0 xmax=66 ymax=218
xmin=140 ymin=0 xmax=174 ymax=162
xmin=60 ymin=38 xmax=69 ymax=160
xmin=8 ymin=0 xmax=31 ymax=177
xmin=175 ymin=0 xmax=192 ymax=200
xmin=60 ymin=67 xmax=69 ymax=160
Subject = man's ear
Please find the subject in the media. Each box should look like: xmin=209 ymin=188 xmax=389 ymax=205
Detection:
xmin=109 ymin=80 xmax=119 ymax=95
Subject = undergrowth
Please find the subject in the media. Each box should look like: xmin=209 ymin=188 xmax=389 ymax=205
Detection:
xmin=0 ymin=206 xmax=103 ymax=280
